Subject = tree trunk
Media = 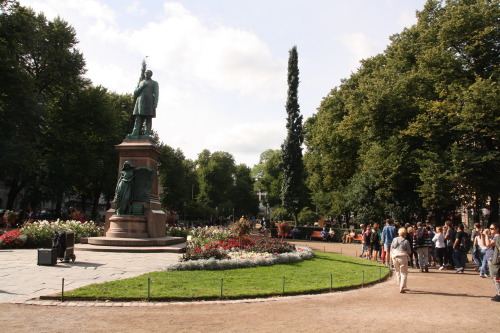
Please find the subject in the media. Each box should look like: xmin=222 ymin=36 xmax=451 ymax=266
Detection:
xmin=54 ymin=198 xmax=62 ymax=219
xmin=344 ymin=211 xmax=350 ymax=225
xmin=6 ymin=172 xmax=24 ymax=210
xmin=81 ymin=194 xmax=86 ymax=214
xmin=488 ymin=192 xmax=499 ymax=224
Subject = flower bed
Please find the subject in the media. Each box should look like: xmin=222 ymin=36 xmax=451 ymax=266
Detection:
xmin=166 ymin=245 xmax=314 ymax=271
xmin=166 ymin=223 xmax=314 ymax=271
xmin=181 ymin=236 xmax=296 ymax=261
xmin=0 ymin=220 xmax=103 ymax=249
xmin=0 ymin=229 xmax=27 ymax=248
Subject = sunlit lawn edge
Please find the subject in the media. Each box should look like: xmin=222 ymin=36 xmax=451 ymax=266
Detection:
xmin=57 ymin=253 xmax=390 ymax=301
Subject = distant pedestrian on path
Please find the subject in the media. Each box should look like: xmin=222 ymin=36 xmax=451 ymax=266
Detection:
xmin=432 ymin=226 xmax=446 ymax=270
xmin=391 ymin=227 xmax=412 ymax=293
xmin=382 ymin=219 xmax=397 ymax=267
xmin=453 ymin=224 xmax=470 ymax=274
xmin=413 ymin=222 xmax=432 ymax=272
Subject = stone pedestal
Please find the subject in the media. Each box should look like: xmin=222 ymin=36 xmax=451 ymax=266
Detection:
xmin=106 ymin=215 xmax=148 ymax=238
xmin=103 ymin=138 xmax=166 ymax=241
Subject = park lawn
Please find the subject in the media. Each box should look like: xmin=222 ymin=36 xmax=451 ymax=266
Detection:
xmin=64 ymin=252 xmax=389 ymax=300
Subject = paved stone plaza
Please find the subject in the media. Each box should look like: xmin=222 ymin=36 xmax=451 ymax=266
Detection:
xmin=0 ymin=247 xmax=181 ymax=303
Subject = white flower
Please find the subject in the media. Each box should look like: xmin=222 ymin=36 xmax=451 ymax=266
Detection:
xmin=165 ymin=246 xmax=314 ymax=271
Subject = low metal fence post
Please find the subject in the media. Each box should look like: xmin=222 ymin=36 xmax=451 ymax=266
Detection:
xmin=61 ymin=278 xmax=65 ymax=302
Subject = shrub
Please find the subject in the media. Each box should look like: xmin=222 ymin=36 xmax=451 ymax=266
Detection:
xmin=20 ymin=220 xmax=103 ymax=248
xmin=248 ymin=238 xmax=296 ymax=254
xmin=277 ymin=222 xmax=291 ymax=237
xmin=230 ymin=218 xmax=252 ymax=238
xmin=180 ymin=247 xmax=229 ymax=261
xmin=298 ymin=207 xmax=319 ymax=225
xmin=166 ymin=226 xmax=189 ymax=238
xmin=204 ymin=237 xmax=256 ymax=251
xmin=270 ymin=206 xmax=291 ymax=221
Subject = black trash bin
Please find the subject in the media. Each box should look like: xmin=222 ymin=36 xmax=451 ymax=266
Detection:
xmin=52 ymin=230 xmax=76 ymax=263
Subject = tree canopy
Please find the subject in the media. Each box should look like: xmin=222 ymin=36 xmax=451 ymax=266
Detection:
xmin=304 ymin=0 xmax=499 ymax=224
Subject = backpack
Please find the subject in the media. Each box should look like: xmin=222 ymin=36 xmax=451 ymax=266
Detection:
xmin=415 ymin=229 xmax=425 ymax=246
xmin=459 ymin=232 xmax=472 ymax=252
xmin=370 ymin=231 xmax=379 ymax=244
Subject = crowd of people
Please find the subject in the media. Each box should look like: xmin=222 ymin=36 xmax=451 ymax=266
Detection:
xmin=350 ymin=219 xmax=499 ymax=300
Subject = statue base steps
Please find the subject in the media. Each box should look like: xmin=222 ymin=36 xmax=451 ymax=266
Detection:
xmin=80 ymin=236 xmax=185 ymax=253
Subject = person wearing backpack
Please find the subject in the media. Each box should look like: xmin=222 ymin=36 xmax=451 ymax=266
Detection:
xmin=413 ymin=222 xmax=432 ymax=272
xmin=452 ymin=224 xmax=471 ymax=273
xmin=370 ymin=223 xmax=381 ymax=262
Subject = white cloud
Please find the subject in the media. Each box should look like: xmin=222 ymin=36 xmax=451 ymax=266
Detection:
xmin=125 ymin=0 xmax=148 ymax=16
xmin=19 ymin=0 xmax=429 ymax=167
xmin=122 ymin=2 xmax=286 ymax=98
xmin=339 ymin=32 xmax=378 ymax=69
xmin=398 ymin=9 xmax=419 ymax=30
xmin=24 ymin=0 xmax=116 ymax=25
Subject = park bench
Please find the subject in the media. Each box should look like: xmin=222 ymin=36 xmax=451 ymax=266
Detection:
xmin=310 ymin=230 xmax=335 ymax=242
xmin=310 ymin=231 xmax=323 ymax=240
xmin=352 ymin=233 xmax=363 ymax=243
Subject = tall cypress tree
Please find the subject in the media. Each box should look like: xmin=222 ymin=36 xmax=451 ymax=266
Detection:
xmin=139 ymin=58 xmax=147 ymax=82
xmin=280 ymin=46 xmax=305 ymax=226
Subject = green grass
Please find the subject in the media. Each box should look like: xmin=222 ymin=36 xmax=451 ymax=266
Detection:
xmin=63 ymin=253 xmax=389 ymax=300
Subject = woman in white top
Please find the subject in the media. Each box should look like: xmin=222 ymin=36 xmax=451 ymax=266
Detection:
xmin=391 ymin=227 xmax=412 ymax=293
xmin=432 ymin=226 xmax=446 ymax=270
xmin=474 ymin=229 xmax=488 ymax=277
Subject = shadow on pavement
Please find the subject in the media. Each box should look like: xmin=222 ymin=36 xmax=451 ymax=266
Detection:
xmin=408 ymin=290 xmax=490 ymax=298
xmin=44 ymin=262 xmax=105 ymax=269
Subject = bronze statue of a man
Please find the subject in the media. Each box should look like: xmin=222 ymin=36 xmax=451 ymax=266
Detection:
xmin=130 ymin=69 xmax=159 ymax=138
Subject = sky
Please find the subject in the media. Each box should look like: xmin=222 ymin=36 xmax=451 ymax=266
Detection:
xmin=20 ymin=0 xmax=428 ymax=167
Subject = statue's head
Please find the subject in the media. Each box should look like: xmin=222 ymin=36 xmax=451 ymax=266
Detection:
xmin=145 ymin=70 xmax=153 ymax=79
xmin=122 ymin=161 xmax=135 ymax=170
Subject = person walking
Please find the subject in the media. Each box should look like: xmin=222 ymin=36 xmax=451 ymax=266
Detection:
xmin=382 ymin=219 xmax=397 ymax=268
xmin=432 ymin=226 xmax=446 ymax=270
xmin=444 ymin=220 xmax=455 ymax=269
xmin=413 ymin=222 xmax=432 ymax=272
xmin=474 ymin=227 xmax=488 ymax=277
xmin=453 ymin=224 xmax=471 ymax=273
xmin=391 ymin=227 xmax=412 ymax=293
xmin=371 ymin=223 xmax=381 ymax=262
xmin=406 ymin=226 xmax=417 ymax=268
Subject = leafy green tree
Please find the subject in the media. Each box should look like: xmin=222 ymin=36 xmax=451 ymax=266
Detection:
xmin=196 ymin=150 xmax=236 ymax=208
xmin=158 ymin=144 xmax=197 ymax=212
xmin=405 ymin=0 xmax=500 ymax=222
xmin=270 ymin=206 xmax=291 ymax=222
xmin=252 ymin=149 xmax=282 ymax=207
xmin=42 ymin=86 xmax=131 ymax=218
xmin=231 ymin=164 xmax=259 ymax=218
xmin=297 ymin=207 xmax=319 ymax=226
xmin=0 ymin=2 xmax=86 ymax=209
xmin=280 ymin=46 xmax=306 ymax=226
xmin=304 ymin=0 xmax=499 ymax=224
